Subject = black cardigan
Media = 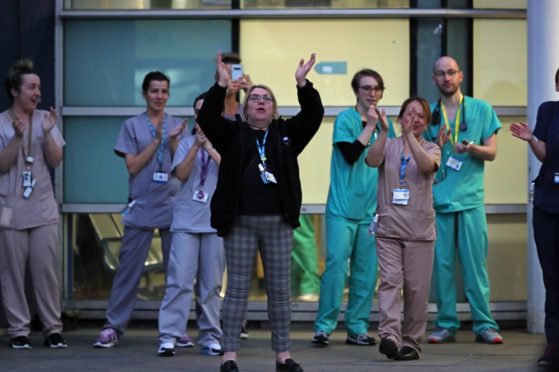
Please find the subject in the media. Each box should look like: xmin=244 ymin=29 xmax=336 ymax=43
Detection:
xmin=197 ymin=80 xmax=324 ymax=237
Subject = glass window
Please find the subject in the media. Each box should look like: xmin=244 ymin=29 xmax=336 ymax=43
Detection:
xmin=240 ymin=19 xmax=410 ymax=107
xmin=473 ymin=19 xmax=527 ymax=106
xmin=64 ymin=116 xmax=129 ymax=204
xmin=241 ymin=0 xmax=409 ymax=8
xmin=64 ymin=19 xmax=231 ymax=106
xmin=64 ymin=0 xmax=231 ymax=10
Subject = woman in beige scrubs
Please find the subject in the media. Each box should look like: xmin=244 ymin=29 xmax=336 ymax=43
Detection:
xmin=365 ymin=97 xmax=440 ymax=361
xmin=0 ymin=59 xmax=66 ymax=349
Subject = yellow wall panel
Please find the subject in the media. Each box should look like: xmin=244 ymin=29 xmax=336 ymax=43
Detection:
xmin=240 ymin=19 xmax=410 ymax=107
xmin=473 ymin=0 xmax=526 ymax=9
xmin=473 ymin=20 xmax=527 ymax=106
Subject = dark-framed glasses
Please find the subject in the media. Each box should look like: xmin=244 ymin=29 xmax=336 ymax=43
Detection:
xmin=359 ymin=85 xmax=383 ymax=94
xmin=248 ymin=94 xmax=273 ymax=103
xmin=434 ymin=69 xmax=461 ymax=78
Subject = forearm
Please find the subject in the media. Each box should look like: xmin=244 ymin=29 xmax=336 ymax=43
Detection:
xmin=0 ymin=137 xmax=23 ymax=173
xmin=467 ymin=143 xmax=496 ymax=161
xmin=174 ymin=143 xmax=200 ymax=181
xmin=356 ymin=124 xmax=376 ymax=147
xmin=528 ymin=137 xmax=546 ymax=162
xmin=43 ymin=130 xmax=63 ymax=168
xmin=204 ymin=143 xmax=221 ymax=165
xmin=404 ymin=132 xmax=437 ymax=173
xmin=365 ymin=130 xmax=388 ymax=167
xmin=125 ymin=139 xmax=160 ymax=176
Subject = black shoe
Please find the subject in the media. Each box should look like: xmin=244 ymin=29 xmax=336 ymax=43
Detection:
xmin=346 ymin=333 xmax=376 ymax=346
xmin=395 ymin=346 xmax=420 ymax=361
xmin=276 ymin=358 xmax=303 ymax=372
xmin=538 ymin=344 xmax=559 ymax=367
xmin=220 ymin=360 xmax=239 ymax=372
xmin=44 ymin=333 xmax=67 ymax=349
xmin=378 ymin=338 xmax=398 ymax=360
xmin=311 ymin=331 xmax=329 ymax=346
xmin=10 ymin=336 xmax=32 ymax=350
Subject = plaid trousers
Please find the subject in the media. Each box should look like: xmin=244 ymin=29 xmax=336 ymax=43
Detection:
xmin=221 ymin=215 xmax=293 ymax=352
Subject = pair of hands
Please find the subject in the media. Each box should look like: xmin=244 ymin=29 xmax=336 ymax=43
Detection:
xmin=228 ymin=74 xmax=252 ymax=94
xmin=216 ymin=52 xmax=317 ymax=88
xmin=12 ymin=107 xmax=58 ymax=138
xmin=436 ymin=126 xmax=471 ymax=153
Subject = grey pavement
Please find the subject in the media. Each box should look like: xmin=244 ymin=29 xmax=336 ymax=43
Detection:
xmin=0 ymin=323 xmax=549 ymax=372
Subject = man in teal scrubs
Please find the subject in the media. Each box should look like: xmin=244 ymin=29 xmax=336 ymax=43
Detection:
xmin=312 ymin=69 xmax=395 ymax=346
xmin=425 ymin=56 xmax=503 ymax=345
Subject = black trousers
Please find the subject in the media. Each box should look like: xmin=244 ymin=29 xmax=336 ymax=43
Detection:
xmin=533 ymin=206 xmax=559 ymax=344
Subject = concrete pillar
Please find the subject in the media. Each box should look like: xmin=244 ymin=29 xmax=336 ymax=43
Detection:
xmin=526 ymin=0 xmax=559 ymax=334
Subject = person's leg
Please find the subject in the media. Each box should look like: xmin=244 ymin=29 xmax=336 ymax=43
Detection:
xmin=0 ymin=229 xmax=31 ymax=339
xmin=432 ymin=212 xmax=460 ymax=331
xmin=291 ymin=215 xmax=320 ymax=298
xmin=28 ymin=224 xmax=63 ymax=337
xmin=221 ymin=216 xmax=258 ymax=355
xmin=457 ymin=207 xmax=499 ymax=334
xmin=196 ymin=233 xmax=225 ymax=348
xmin=401 ymin=240 xmax=435 ymax=352
xmin=258 ymin=215 xmax=293 ymax=354
xmin=376 ymin=237 xmax=403 ymax=346
xmin=159 ymin=228 xmax=172 ymax=272
xmin=314 ymin=216 xmax=355 ymax=334
xmin=104 ymin=227 xmax=154 ymax=333
xmin=533 ymin=207 xmax=559 ymax=365
xmin=345 ymin=222 xmax=377 ymax=338
xmin=158 ymin=232 xmax=199 ymax=345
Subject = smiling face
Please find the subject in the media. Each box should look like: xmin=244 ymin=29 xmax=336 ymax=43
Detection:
xmin=12 ymin=73 xmax=41 ymax=113
xmin=399 ymin=98 xmax=430 ymax=139
xmin=355 ymin=75 xmax=383 ymax=112
xmin=244 ymin=86 xmax=277 ymax=128
xmin=143 ymin=79 xmax=169 ymax=114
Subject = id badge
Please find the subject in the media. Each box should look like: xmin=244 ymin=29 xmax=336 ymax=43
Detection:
xmin=22 ymin=187 xmax=33 ymax=199
xmin=192 ymin=189 xmax=209 ymax=203
xmin=22 ymin=171 xmax=33 ymax=188
xmin=446 ymin=156 xmax=463 ymax=171
xmin=152 ymin=171 xmax=169 ymax=183
xmin=555 ymin=173 xmax=559 ymax=184
xmin=264 ymin=171 xmax=277 ymax=184
xmin=392 ymin=188 xmax=410 ymax=205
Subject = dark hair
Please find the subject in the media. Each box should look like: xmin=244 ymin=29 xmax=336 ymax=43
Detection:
xmin=398 ymin=96 xmax=432 ymax=125
xmin=351 ymin=68 xmax=385 ymax=94
xmin=141 ymin=71 xmax=170 ymax=93
xmin=221 ymin=52 xmax=241 ymax=65
xmin=4 ymin=59 xmax=36 ymax=103
xmin=555 ymin=67 xmax=559 ymax=85
xmin=192 ymin=92 xmax=207 ymax=109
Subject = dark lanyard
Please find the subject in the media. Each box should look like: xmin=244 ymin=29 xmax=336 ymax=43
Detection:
xmin=144 ymin=112 xmax=167 ymax=169
xmin=399 ymin=152 xmax=411 ymax=187
xmin=199 ymin=148 xmax=210 ymax=188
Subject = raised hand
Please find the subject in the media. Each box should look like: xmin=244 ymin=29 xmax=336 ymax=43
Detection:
xmin=216 ymin=52 xmax=230 ymax=88
xmin=510 ymin=122 xmax=532 ymax=142
xmin=43 ymin=107 xmax=58 ymax=133
xmin=295 ymin=53 xmax=316 ymax=87
xmin=11 ymin=114 xmax=28 ymax=138
xmin=170 ymin=119 xmax=187 ymax=139
xmin=437 ymin=125 xmax=451 ymax=149
xmin=195 ymin=125 xmax=207 ymax=145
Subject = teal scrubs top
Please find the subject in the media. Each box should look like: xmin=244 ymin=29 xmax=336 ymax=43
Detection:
xmin=425 ymin=96 xmax=501 ymax=213
xmin=325 ymin=107 xmax=396 ymax=222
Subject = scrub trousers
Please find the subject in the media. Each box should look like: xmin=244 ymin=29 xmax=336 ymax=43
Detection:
xmin=432 ymin=206 xmax=499 ymax=334
xmin=291 ymin=215 xmax=320 ymax=298
xmin=158 ymin=232 xmax=225 ymax=347
xmin=0 ymin=224 xmax=63 ymax=338
xmin=104 ymin=226 xmax=172 ymax=334
xmin=314 ymin=215 xmax=377 ymax=336
xmin=533 ymin=206 xmax=559 ymax=344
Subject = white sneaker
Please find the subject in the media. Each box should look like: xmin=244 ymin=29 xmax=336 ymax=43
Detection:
xmin=157 ymin=342 xmax=175 ymax=357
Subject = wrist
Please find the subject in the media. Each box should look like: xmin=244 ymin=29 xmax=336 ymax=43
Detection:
xmin=529 ymin=134 xmax=538 ymax=144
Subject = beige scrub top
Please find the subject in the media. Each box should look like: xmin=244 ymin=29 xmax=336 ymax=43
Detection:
xmin=0 ymin=109 xmax=65 ymax=230
xmin=375 ymin=137 xmax=440 ymax=241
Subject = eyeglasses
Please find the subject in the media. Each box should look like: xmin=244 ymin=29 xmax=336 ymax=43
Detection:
xmin=248 ymin=94 xmax=273 ymax=103
xmin=434 ymin=69 xmax=461 ymax=78
xmin=359 ymin=85 xmax=383 ymax=94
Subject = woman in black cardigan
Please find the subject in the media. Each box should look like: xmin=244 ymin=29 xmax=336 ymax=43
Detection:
xmin=198 ymin=52 xmax=323 ymax=372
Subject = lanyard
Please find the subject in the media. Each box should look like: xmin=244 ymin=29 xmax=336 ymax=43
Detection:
xmin=199 ymin=148 xmax=210 ymax=188
xmin=10 ymin=110 xmax=34 ymax=166
xmin=399 ymin=152 xmax=411 ymax=187
xmin=440 ymin=95 xmax=463 ymax=145
xmin=144 ymin=112 xmax=167 ymax=168
xmin=255 ymin=129 xmax=269 ymax=165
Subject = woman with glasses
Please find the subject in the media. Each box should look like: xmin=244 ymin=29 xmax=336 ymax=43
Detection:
xmin=366 ymin=97 xmax=440 ymax=361
xmin=0 ymin=59 xmax=66 ymax=350
xmin=197 ymin=52 xmax=324 ymax=372
xmin=313 ymin=69 xmax=395 ymax=348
